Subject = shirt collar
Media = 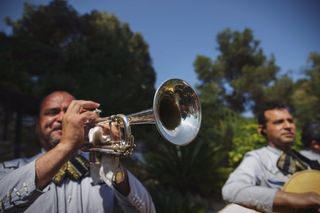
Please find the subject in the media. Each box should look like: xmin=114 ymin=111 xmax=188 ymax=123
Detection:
xmin=266 ymin=145 xmax=283 ymax=156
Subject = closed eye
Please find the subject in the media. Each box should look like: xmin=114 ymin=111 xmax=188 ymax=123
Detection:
xmin=44 ymin=108 xmax=60 ymax=116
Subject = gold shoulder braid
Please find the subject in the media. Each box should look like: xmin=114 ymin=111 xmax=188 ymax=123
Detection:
xmin=277 ymin=150 xmax=308 ymax=175
xmin=53 ymin=155 xmax=90 ymax=186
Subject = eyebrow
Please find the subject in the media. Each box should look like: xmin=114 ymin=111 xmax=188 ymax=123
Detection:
xmin=272 ymin=117 xmax=294 ymax=124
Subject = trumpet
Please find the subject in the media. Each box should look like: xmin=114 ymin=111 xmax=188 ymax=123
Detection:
xmin=82 ymin=79 xmax=201 ymax=160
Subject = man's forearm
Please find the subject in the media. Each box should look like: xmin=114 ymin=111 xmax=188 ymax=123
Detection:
xmin=35 ymin=142 xmax=76 ymax=189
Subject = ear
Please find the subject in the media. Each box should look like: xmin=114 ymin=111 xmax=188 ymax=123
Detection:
xmin=258 ymin=125 xmax=266 ymax=136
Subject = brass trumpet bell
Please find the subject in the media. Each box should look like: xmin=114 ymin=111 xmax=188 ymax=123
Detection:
xmin=152 ymin=78 xmax=201 ymax=146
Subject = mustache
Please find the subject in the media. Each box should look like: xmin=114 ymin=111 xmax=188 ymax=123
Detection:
xmin=282 ymin=131 xmax=295 ymax=136
xmin=52 ymin=124 xmax=62 ymax=131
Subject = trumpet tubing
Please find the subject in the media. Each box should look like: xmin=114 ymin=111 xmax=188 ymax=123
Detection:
xmin=83 ymin=78 xmax=202 ymax=158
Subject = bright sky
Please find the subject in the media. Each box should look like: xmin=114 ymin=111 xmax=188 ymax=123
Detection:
xmin=1 ymin=0 xmax=319 ymax=87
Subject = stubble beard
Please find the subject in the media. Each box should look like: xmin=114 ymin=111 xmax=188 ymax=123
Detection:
xmin=48 ymin=136 xmax=60 ymax=148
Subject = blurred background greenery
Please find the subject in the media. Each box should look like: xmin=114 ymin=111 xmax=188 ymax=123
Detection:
xmin=0 ymin=1 xmax=319 ymax=212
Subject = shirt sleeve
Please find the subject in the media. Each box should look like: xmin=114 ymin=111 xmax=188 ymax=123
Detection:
xmin=113 ymin=171 xmax=156 ymax=213
xmin=0 ymin=160 xmax=44 ymax=212
xmin=222 ymin=153 xmax=277 ymax=213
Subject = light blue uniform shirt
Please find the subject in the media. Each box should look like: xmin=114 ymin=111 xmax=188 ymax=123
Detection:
xmin=222 ymin=146 xmax=290 ymax=213
xmin=300 ymin=149 xmax=320 ymax=163
xmin=0 ymin=153 xmax=155 ymax=213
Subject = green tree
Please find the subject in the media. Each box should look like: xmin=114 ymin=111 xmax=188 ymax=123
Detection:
xmin=1 ymin=0 xmax=156 ymax=161
xmin=195 ymin=28 xmax=279 ymax=113
xmin=0 ymin=33 xmax=46 ymax=159
xmin=292 ymin=52 xmax=320 ymax=126
xmin=143 ymin=140 xmax=217 ymax=212
xmin=6 ymin=1 xmax=156 ymax=113
xmin=228 ymin=120 xmax=265 ymax=167
xmin=255 ymin=75 xmax=295 ymax=115
xmin=6 ymin=0 xmax=80 ymax=46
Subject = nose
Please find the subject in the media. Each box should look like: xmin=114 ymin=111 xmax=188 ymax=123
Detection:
xmin=57 ymin=111 xmax=65 ymax=122
xmin=283 ymin=120 xmax=294 ymax=129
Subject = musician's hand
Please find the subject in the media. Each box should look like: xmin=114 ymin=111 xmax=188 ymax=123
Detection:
xmin=60 ymin=100 xmax=100 ymax=151
xmin=292 ymin=192 xmax=320 ymax=211
xmin=88 ymin=122 xmax=129 ymax=196
xmin=274 ymin=191 xmax=320 ymax=212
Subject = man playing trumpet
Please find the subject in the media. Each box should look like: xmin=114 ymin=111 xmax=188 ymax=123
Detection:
xmin=0 ymin=90 xmax=155 ymax=212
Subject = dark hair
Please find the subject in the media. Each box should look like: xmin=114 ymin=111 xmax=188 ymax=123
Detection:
xmin=301 ymin=122 xmax=320 ymax=147
xmin=257 ymin=102 xmax=291 ymax=126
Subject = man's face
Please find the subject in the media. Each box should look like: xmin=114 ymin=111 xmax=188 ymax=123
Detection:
xmin=260 ymin=108 xmax=296 ymax=150
xmin=37 ymin=91 xmax=75 ymax=150
xmin=310 ymin=141 xmax=320 ymax=154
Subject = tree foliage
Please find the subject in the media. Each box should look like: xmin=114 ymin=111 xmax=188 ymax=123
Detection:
xmin=292 ymin=52 xmax=320 ymax=126
xmin=0 ymin=0 xmax=156 ymax=160
xmin=195 ymin=28 xmax=279 ymax=113
xmin=228 ymin=121 xmax=265 ymax=167
xmin=4 ymin=0 xmax=156 ymax=114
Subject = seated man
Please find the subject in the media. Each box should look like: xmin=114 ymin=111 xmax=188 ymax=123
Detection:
xmin=222 ymin=103 xmax=320 ymax=213
xmin=300 ymin=122 xmax=320 ymax=163
xmin=0 ymin=91 xmax=155 ymax=212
